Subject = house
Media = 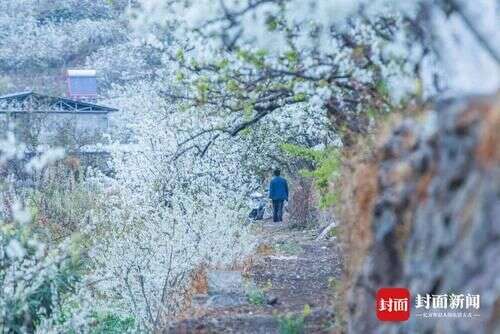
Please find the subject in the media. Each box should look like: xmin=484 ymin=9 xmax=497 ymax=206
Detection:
xmin=0 ymin=90 xmax=117 ymax=148
xmin=0 ymin=70 xmax=118 ymax=177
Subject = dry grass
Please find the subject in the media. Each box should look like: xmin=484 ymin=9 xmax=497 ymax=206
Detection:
xmin=189 ymin=266 xmax=208 ymax=295
xmin=256 ymin=243 xmax=274 ymax=256
xmin=335 ymin=119 xmax=391 ymax=282
xmin=341 ymin=162 xmax=378 ymax=268
xmin=330 ymin=135 xmax=379 ymax=332
xmin=229 ymin=256 xmax=256 ymax=278
xmin=475 ymin=94 xmax=500 ymax=168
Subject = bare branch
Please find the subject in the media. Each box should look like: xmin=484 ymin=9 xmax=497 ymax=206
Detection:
xmin=447 ymin=0 xmax=500 ymax=64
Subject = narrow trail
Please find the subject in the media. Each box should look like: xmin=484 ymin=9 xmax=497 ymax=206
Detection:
xmin=168 ymin=222 xmax=342 ymax=333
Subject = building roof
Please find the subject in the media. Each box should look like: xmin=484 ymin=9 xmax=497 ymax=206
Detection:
xmin=0 ymin=91 xmax=117 ymax=113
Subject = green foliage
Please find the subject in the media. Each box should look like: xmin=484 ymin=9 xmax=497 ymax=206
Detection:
xmin=217 ymin=58 xmax=229 ymax=69
xmin=90 ymin=313 xmax=136 ymax=334
xmin=195 ymin=76 xmax=210 ymax=104
xmin=0 ymin=223 xmax=85 ymax=332
xmin=318 ymin=79 xmax=328 ymax=88
xmin=175 ymin=71 xmax=185 ymax=82
xmin=243 ymin=102 xmax=254 ymax=119
xmin=281 ymin=144 xmax=341 ymax=208
xmin=247 ymin=288 xmax=266 ymax=306
xmin=246 ymin=280 xmax=272 ymax=306
xmin=277 ymin=305 xmax=311 ymax=334
xmin=278 ymin=314 xmax=304 ymax=334
xmin=176 ymin=49 xmax=185 ymax=63
xmin=190 ymin=58 xmax=200 ymax=70
xmin=284 ymin=50 xmax=299 ymax=64
xmin=328 ymin=276 xmax=338 ymax=291
xmin=226 ymin=79 xmax=241 ymax=93
xmin=265 ymin=15 xmax=279 ymax=31
xmin=240 ymin=127 xmax=252 ymax=137
xmin=365 ymin=106 xmax=379 ymax=120
xmin=236 ymin=49 xmax=267 ymax=69
xmin=375 ymin=79 xmax=389 ymax=99
xmin=293 ymin=92 xmax=307 ymax=102
xmin=327 ymin=226 xmax=338 ymax=238
xmin=280 ymin=143 xmax=325 ymax=162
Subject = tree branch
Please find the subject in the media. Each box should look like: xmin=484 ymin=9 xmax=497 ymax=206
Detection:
xmin=447 ymin=0 xmax=500 ymax=64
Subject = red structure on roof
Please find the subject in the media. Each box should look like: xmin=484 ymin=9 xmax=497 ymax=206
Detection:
xmin=65 ymin=69 xmax=97 ymax=100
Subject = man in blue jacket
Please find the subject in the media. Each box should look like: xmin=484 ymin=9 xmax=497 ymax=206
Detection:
xmin=269 ymin=168 xmax=289 ymax=222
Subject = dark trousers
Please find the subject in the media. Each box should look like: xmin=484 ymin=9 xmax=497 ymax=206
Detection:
xmin=272 ymin=200 xmax=284 ymax=222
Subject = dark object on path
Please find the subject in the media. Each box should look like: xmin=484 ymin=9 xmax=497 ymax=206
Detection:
xmin=266 ymin=295 xmax=278 ymax=305
xmin=248 ymin=192 xmax=270 ymax=221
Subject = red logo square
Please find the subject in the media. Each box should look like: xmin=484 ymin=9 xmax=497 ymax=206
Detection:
xmin=376 ymin=288 xmax=411 ymax=321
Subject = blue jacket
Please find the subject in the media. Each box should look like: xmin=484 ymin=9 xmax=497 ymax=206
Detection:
xmin=269 ymin=176 xmax=289 ymax=201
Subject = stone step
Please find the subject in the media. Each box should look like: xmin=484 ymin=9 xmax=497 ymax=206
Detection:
xmin=167 ymin=308 xmax=334 ymax=333
xmin=207 ymin=271 xmax=246 ymax=295
xmin=192 ymin=292 xmax=249 ymax=309
xmin=190 ymin=270 xmax=257 ymax=310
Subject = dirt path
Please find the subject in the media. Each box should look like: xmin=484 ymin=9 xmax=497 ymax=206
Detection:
xmin=167 ymin=222 xmax=342 ymax=333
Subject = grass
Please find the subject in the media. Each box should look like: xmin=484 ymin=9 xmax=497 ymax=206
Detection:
xmin=256 ymin=241 xmax=303 ymax=257
xmin=246 ymin=280 xmax=272 ymax=306
xmin=275 ymin=241 xmax=303 ymax=255
xmin=90 ymin=313 xmax=135 ymax=334
xmin=278 ymin=315 xmax=305 ymax=334
xmin=277 ymin=305 xmax=311 ymax=334
xmin=246 ymin=288 xmax=267 ymax=305
xmin=327 ymin=226 xmax=338 ymax=238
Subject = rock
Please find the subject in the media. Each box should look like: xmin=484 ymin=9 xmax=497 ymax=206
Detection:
xmin=207 ymin=271 xmax=245 ymax=295
xmin=347 ymin=94 xmax=500 ymax=334
xmin=191 ymin=293 xmax=210 ymax=308
xmin=205 ymin=293 xmax=248 ymax=309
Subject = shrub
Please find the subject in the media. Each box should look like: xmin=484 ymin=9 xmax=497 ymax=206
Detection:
xmin=90 ymin=312 xmax=136 ymax=334
xmin=27 ymin=163 xmax=105 ymax=242
xmin=277 ymin=305 xmax=311 ymax=334
xmin=0 ymin=197 xmax=88 ymax=333
xmin=281 ymin=144 xmax=341 ymax=209
xmin=246 ymin=288 xmax=266 ymax=306
xmin=0 ymin=135 xmax=96 ymax=333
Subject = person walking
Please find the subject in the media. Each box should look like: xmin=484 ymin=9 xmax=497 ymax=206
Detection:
xmin=268 ymin=168 xmax=289 ymax=222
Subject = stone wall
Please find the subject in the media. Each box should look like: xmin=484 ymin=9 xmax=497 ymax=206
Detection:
xmin=347 ymin=94 xmax=499 ymax=333
xmin=1 ymin=112 xmax=108 ymax=148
